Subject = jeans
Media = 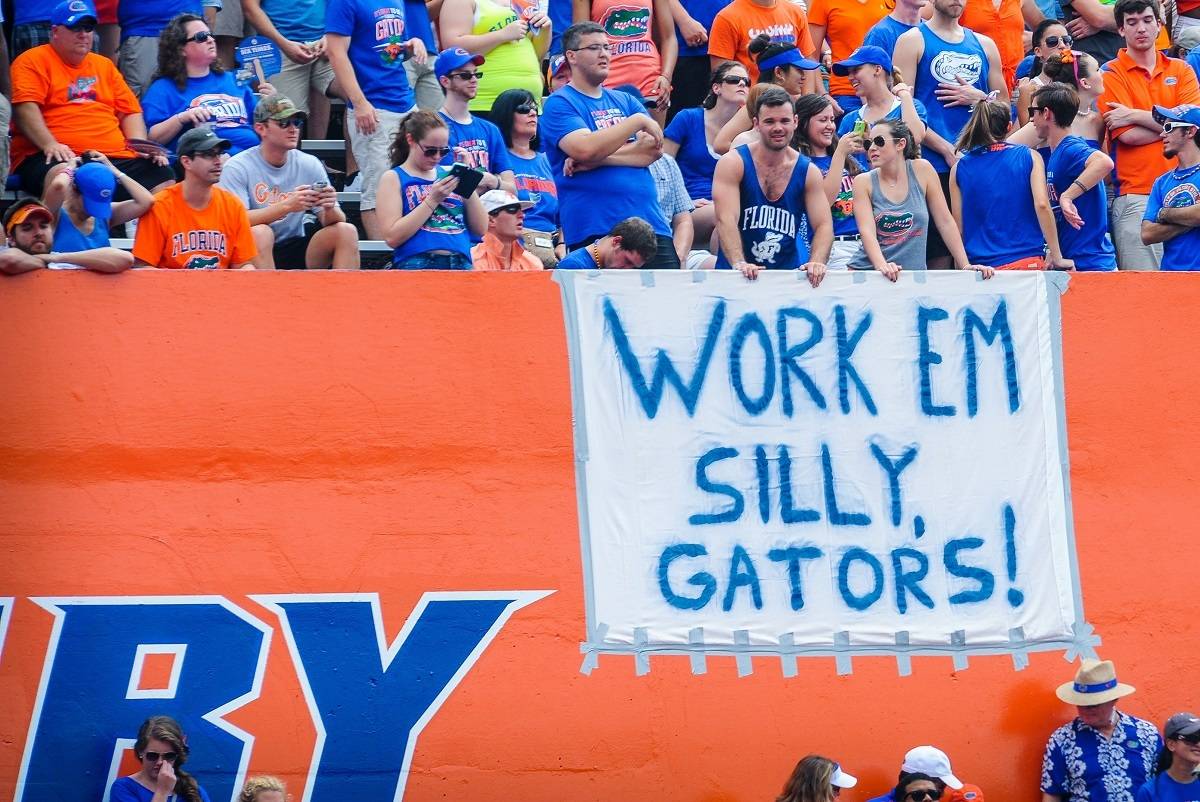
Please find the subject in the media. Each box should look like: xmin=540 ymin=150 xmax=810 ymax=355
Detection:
xmin=392 ymin=252 xmax=472 ymax=270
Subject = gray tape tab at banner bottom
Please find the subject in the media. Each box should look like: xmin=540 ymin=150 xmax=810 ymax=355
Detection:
xmin=1009 ymin=626 xmax=1030 ymax=671
xmin=689 ymin=627 xmax=707 ymax=675
xmin=895 ymin=631 xmax=912 ymax=677
xmin=779 ymin=633 xmax=798 ymax=678
xmin=734 ymin=630 xmax=752 ymax=677
xmin=951 ymin=630 xmax=969 ymax=671
xmin=834 ymin=631 xmax=852 ymax=675
xmin=634 ymin=628 xmax=650 ymax=675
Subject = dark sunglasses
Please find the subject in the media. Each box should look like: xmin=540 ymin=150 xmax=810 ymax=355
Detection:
xmin=905 ymin=792 xmax=942 ymax=801
xmin=1028 ymin=105 xmax=1044 ymax=117
xmin=418 ymin=144 xmax=451 ymax=157
xmin=270 ymin=117 xmax=305 ymax=129
xmin=189 ymin=147 xmax=227 ymax=160
xmin=143 ymin=751 xmax=178 ymax=763
xmin=1043 ymin=34 xmax=1073 ymax=47
xmin=491 ymin=204 xmax=523 ymax=215
xmin=721 ymin=75 xmax=751 ymax=87
xmin=1175 ymin=732 xmax=1200 ymax=744
xmin=451 ymin=70 xmax=484 ymax=80
xmin=514 ymin=103 xmax=538 ymax=115
xmin=181 ymin=30 xmax=213 ymax=44
xmin=66 ymin=21 xmax=96 ymax=32
xmin=869 ymin=135 xmax=893 ymax=148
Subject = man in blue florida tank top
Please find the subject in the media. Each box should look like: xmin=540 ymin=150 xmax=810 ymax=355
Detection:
xmin=541 ymin=22 xmax=677 ymax=268
xmin=1141 ymin=104 xmax=1200 ymax=270
xmin=893 ymin=0 xmax=1005 ymax=268
xmin=711 ymin=86 xmax=832 ymax=284
xmin=1031 ymin=82 xmax=1117 ymax=271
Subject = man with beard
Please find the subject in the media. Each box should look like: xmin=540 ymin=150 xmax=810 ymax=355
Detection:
xmin=541 ymin=22 xmax=677 ymax=268
xmin=1141 ymin=104 xmax=1200 ymax=270
xmin=133 ymin=127 xmax=256 ymax=269
xmin=893 ymin=0 xmax=1005 ymax=268
xmin=0 ymin=199 xmax=132 ymax=273
xmin=711 ymin=85 xmax=830 ymax=285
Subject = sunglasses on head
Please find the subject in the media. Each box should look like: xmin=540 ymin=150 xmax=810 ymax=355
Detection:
xmin=143 ymin=751 xmax=178 ymax=763
xmin=418 ymin=144 xmax=451 ymax=157
xmin=1175 ymin=731 xmax=1200 ymax=744
xmin=514 ymin=102 xmax=538 ymax=115
xmin=181 ymin=30 xmax=213 ymax=44
xmin=722 ymin=75 xmax=751 ymax=87
xmin=66 ymin=21 xmax=96 ymax=32
xmin=905 ymin=791 xmax=942 ymax=802
xmin=1043 ymin=34 xmax=1073 ymax=47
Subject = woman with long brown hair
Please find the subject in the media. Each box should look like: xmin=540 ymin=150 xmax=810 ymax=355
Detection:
xmin=109 ymin=715 xmax=210 ymax=802
xmin=775 ymin=754 xmax=858 ymax=802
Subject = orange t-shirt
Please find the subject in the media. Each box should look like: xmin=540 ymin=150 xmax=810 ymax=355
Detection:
xmin=10 ymin=46 xmax=139 ymax=169
xmin=960 ymin=0 xmax=1023 ymax=91
xmin=806 ymin=0 xmax=889 ymax=97
xmin=709 ymin=0 xmax=813 ymax=83
xmin=132 ymin=184 xmax=258 ymax=270
xmin=593 ymin=0 xmax=664 ymax=100
xmin=1100 ymin=48 xmax=1200 ymax=196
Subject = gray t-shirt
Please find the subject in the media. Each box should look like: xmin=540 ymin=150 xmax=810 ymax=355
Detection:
xmin=219 ymin=145 xmax=333 ymax=241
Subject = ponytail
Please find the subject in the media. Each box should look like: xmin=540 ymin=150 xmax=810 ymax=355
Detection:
xmin=955 ymin=98 xmax=1011 ymax=151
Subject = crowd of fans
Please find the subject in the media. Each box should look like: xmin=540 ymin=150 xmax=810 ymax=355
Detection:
xmin=105 ymin=659 xmax=1199 ymax=800
xmin=7 ymin=0 xmax=1200 ymax=274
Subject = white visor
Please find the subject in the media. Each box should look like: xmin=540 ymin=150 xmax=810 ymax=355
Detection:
xmin=832 ymin=764 xmax=858 ymax=789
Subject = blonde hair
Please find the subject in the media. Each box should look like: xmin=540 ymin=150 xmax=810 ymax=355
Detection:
xmin=239 ymin=776 xmax=286 ymax=802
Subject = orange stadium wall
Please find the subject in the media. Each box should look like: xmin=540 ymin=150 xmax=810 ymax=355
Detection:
xmin=0 ymin=271 xmax=1197 ymax=802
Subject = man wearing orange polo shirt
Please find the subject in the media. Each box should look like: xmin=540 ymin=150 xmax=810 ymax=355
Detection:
xmin=1100 ymin=0 xmax=1200 ymax=270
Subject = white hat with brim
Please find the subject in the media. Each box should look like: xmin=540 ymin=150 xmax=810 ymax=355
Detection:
xmin=1056 ymin=659 xmax=1136 ymax=705
xmin=831 ymin=763 xmax=858 ymax=789
xmin=901 ymin=746 xmax=964 ymax=790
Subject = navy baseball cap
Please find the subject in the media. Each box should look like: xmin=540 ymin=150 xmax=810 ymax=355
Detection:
xmin=435 ymin=47 xmax=485 ymax=79
xmin=833 ymin=45 xmax=893 ymax=76
xmin=51 ymin=0 xmax=98 ymax=26
xmin=1153 ymin=104 xmax=1200 ymax=128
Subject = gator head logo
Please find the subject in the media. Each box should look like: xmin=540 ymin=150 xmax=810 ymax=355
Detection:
xmin=185 ymin=255 xmax=222 ymax=270
xmin=877 ymin=212 xmax=914 ymax=235
xmin=1164 ymin=183 xmax=1200 ymax=208
xmin=602 ymin=5 xmax=650 ymax=38
xmin=929 ymin=51 xmax=982 ymax=86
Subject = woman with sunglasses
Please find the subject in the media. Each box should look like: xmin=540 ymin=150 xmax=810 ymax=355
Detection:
xmin=1136 ymin=712 xmax=1200 ymax=801
xmin=141 ymin=14 xmax=272 ymax=157
xmin=664 ymin=61 xmax=749 ymax=249
xmin=491 ymin=88 xmax=562 ymax=267
xmin=849 ymin=119 xmax=993 ymax=279
xmin=894 ymin=772 xmax=944 ymax=802
xmin=775 ymin=754 xmax=858 ymax=802
xmin=375 ymin=111 xmax=487 ymax=269
xmin=1016 ymin=21 xmax=1074 ymax=126
xmin=109 ymin=715 xmax=210 ymax=802
xmin=793 ymin=94 xmax=864 ymax=268
xmin=715 ymin=35 xmax=819 ymax=153
xmin=950 ymin=98 xmax=1073 ymax=270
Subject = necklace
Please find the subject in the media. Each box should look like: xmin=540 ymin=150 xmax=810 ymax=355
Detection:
xmin=1173 ymin=162 xmax=1200 ymax=180
xmin=588 ymin=241 xmax=602 ymax=268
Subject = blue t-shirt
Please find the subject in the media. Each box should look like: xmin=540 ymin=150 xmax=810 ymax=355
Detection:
xmin=862 ymin=16 xmax=916 ymax=59
xmin=391 ymin=166 xmax=472 ymax=263
xmin=439 ymin=112 xmax=513 ymax=176
xmin=53 ymin=209 xmax=111 ymax=252
xmin=1042 ymin=713 xmax=1163 ymax=801
xmin=715 ymin=145 xmax=811 ymax=270
xmin=675 ymin=0 xmax=725 ymax=58
xmin=541 ymin=84 xmax=671 ymax=244
xmin=836 ymin=97 xmax=930 ymax=139
xmin=1188 ymin=50 xmax=1200 ymax=85
xmin=548 ymin=0 xmax=573 ymax=55
xmin=118 ymin=0 xmax=203 ymax=38
xmin=955 ymin=142 xmax=1045 ymax=265
xmin=914 ymin=22 xmax=990 ymax=174
xmin=1145 ymin=163 xmax=1200 ymax=271
xmin=262 ymin=0 xmax=327 ymax=42
xmin=811 ymin=154 xmax=857 ymax=237
xmin=509 ymin=150 xmax=559 ymax=232
xmin=109 ymin=777 xmax=212 ymax=802
xmin=557 ymin=247 xmax=599 ymax=269
xmin=404 ymin=0 xmax=436 ymax=49
xmin=325 ymin=0 xmax=415 ymax=113
xmin=1047 ymin=135 xmax=1115 ymax=271
xmin=141 ymin=72 xmax=259 ymax=156
xmin=664 ymin=107 xmax=719 ymax=201
xmin=1136 ymin=773 xmax=1200 ymax=802
xmin=14 ymin=0 xmax=56 ymax=26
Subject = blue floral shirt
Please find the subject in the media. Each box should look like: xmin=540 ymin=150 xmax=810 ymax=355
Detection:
xmin=1042 ymin=711 xmax=1164 ymax=802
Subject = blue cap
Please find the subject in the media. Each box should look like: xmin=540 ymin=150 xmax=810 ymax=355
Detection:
xmin=758 ymin=47 xmax=820 ymax=74
xmin=1153 ymin=104 xmax=1200 ymax=128
xmin=546 ymin=53 xmax=568 ymax=82
xmin=832 ymin=45 xmax=892 ymax=76
xmin=73 ymin=162 xmax=116 ymax=220
xmin=435 ymin=47 xmax=485 ymax=79
xmin=51 ymin=0 xmax=98 ymax=26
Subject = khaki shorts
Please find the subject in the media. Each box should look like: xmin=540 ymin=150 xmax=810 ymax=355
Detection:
xmin=117 ymin=36 xmax=159 ymax=96
xmin=404 ymin=58 xmax=445 ymax=112
xmin=271 ymin=47 xmax=336 ymax=113
xmin=348 ymin=106 xmax=411 ymax=210
xmin=214 ymin=0 xmax=254 ymax=38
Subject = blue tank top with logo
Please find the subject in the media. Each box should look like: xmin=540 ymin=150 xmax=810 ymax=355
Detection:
xmin=915 ymin=22 xmax=990 ymax=174
xmin=811 ymin=154 xmax=858 ymax=237
xmin=716 ymin=145 xmax=811 ymax=270
xmin=391 ymin=166 xmax=470 ymax=266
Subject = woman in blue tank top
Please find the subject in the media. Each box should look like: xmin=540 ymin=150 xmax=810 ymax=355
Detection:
xmin=374 ymin=111 xmax=487 ymax=270
xmin=794 ymin=94 xmax=864 ymax=269
xmin=950 ymin=99 xmax=1073 ymax=270
xmin=43 ymin=155 xmax=155 ymax=253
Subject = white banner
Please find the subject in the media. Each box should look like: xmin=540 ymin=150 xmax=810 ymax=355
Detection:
xmin=556 ymin=271 xmax=1095 ymax=674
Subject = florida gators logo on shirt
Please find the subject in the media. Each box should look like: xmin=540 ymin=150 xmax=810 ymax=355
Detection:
xmin=373 ymin=11 xmax=408 ymax=65
xmin=185 ymin=255 xmax=221 ymax=270
xmin=67 ymin=76 xmax=98 ymax=103
xmin=601 ymin=5 xmax=651 ymax=38
xmin=876 ymin=211 xmax=917 ymax=245
xmin=751 ymin=232 xmax=784 ymax=264
xmin=929 ymin=51 xmax=982 ymax=87
xmin=1164 ymin=183 xmax=1200 ymax=207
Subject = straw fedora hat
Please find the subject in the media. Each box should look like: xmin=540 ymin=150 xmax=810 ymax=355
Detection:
xmin=1056 ymin=659 xmax=1136 ymax=705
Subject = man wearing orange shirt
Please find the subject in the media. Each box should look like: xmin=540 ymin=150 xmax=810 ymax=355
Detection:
xmin=961 ymin=0 xmax=1043 ymax=91
xmin=1100 ymin=0 xmax=1200 ymax=270
xmin=807 ymin=0 xmax=890 ymax=115
xmin=133 ymin=127 xmax=257 ymax=270
xmin=471 ymin=190 xmax=544 ymax=270
xmin=9 ymin=0 xmax=173 ymax=199
xmin=708 ymin=0 xmax=817 ymax=85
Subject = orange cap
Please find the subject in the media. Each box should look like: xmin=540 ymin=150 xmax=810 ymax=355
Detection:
xmin=3 ymin=201 xmax=53 ymax=237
